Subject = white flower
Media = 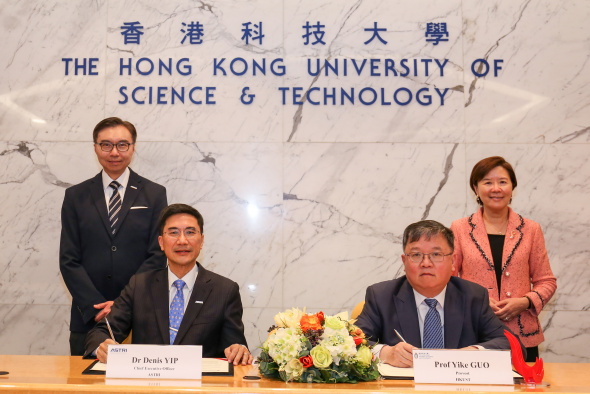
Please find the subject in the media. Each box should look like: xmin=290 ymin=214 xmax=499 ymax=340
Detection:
xmin=274 ymin=307 xmax=306 ymax=328
xmin=265 ymin=327 xmax=305 ymax=366
xmin=320 ymin=327 xmax=357 ymax=365
xmin=283 ymin=359 xmax=304 ymax=381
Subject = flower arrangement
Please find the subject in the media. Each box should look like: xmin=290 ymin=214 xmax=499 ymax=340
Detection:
xmin=258 ymin=308 xmax=380 ymax=383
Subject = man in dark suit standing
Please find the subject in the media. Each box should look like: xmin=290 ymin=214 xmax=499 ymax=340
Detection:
xmin=85 ymin=204 xmax=253 ymax=366
xmin=60 ymin=117 xmax=167 ymax=355
xmin=356 ymin=220 xmax=522 ymax=367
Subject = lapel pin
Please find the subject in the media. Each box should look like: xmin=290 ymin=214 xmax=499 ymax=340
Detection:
xmin=130 ymin=185 xmax=137 ymax=189
xmin=510 ymin=230 xmax=516 ymax=239
xmin=195 ymin=301 xmax=203 ymax=304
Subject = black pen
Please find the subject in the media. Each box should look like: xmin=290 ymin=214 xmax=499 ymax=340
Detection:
xmin=243 ymin=363 xmax=261 ymax=380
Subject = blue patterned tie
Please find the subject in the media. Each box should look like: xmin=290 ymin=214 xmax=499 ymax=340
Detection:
xmin=423 ymin=298 xmax=444 ymax=348
xmin=169 ymin=280 xmax=186 ymax=344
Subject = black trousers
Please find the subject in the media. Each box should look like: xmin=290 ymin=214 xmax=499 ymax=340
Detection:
xmin=525 ymin=346 xmax=539 ymax=362
xmin=69 ymin=331 xmax=87 ymax=356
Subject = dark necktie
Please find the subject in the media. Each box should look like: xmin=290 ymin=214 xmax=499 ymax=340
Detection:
xmin=169 ymin=280 xmax=186 ymax=344
xmin=423 ymin=298 xmax=444 ymax=348
xmin=108 ymin=181 xmax=122 ymax=235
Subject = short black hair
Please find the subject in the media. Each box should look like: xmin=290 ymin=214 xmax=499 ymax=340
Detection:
xmin=157 ymin=204 xmax=204 ymax=235
xmin=93 ymin=117 xmax=137 ymax=143
xmin=402 ymin=220 xmax=454 ymax=252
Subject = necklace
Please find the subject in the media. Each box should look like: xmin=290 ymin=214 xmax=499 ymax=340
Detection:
xmin=484 ymin=217 xmax=508 ymax=235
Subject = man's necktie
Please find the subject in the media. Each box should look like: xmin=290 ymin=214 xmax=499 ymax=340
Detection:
xmin=423 ymin=298 xmax=444 ymax=348
xmin=169 ymin=280 xmax=186 ymax=344
xmin=108 ymin=181 xmax=122 ymax=235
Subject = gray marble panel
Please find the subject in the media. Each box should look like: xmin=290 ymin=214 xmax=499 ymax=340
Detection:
xmin=0 ymin=304 xmax=70 ymax=355
xmin=462 ymin=1 xmax=590 ymax=144
xmin=0 ymin=1 xmax=108 ymax=141
xmin=540 ymin=310 xmax=590 ymax=363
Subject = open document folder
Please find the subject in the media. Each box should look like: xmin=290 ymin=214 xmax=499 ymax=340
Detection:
xmin=83 ymin=358 xmax=234 ymax=376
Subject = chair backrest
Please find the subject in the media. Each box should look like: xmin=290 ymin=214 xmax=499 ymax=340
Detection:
xmin=122 ymin=331 xmax=132 ymax=344
xmin=351 ymin=301 xmax=365 ymax=320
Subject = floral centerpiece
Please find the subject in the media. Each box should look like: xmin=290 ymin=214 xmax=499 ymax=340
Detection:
xmin=258 ymin=308 xmax=380 ymax=383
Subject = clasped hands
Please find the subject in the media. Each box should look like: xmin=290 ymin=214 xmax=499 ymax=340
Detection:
xmin=97 ymin=339 xmax=253 ymax=365
xmin=490 ymin=297 xmax=530 ymax=322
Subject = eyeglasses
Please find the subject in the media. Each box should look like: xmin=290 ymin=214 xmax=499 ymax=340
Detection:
xmin=95 ymin=141 xmax=134 ymax=152
xmin=164 ymin=229 xmax=201 ymax=239
xmin=405 ymin=252 xmax=452 ymax=264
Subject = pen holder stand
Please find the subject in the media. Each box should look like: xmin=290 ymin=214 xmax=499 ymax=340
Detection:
xmin=504 ymin=330 xmax=544 ymax=385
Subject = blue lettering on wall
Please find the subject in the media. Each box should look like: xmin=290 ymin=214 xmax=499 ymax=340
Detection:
xmin=278 ymin=86 xmax=451 ymax=106
xmin=62 ymin=58 xmax=99 ymax=75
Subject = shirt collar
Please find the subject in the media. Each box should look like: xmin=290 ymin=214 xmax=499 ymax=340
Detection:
xmin=413 ymin=285 xmax=447 ymax=309
xmin=167 ymin=263 xmax=199 ymax=291
xmin=101 ymin=167 xmax=130 ymax=190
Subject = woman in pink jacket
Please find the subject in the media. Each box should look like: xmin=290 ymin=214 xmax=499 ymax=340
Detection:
xmin=451 ymin=156 xmax=556 ymax=362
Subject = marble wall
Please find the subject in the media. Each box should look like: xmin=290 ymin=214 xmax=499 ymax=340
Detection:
xmin=1 ymin=0 xmax=589 ymax=362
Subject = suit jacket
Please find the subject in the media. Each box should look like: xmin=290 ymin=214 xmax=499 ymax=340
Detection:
xmin=60 ymin=168 xmax=167 ymax=333
xmin=84 ymin=264 xmax=248 ymax=358
xmin=451 ymin=207 xmax=557 ymax=347
xmin=356 ymin=276 xmax=521 ymax=353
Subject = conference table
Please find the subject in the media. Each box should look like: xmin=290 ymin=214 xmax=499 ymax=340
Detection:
xmin=1 ymin=355 xmax=589 ymax=393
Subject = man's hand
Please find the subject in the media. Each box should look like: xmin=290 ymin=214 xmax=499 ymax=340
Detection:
xmin=94 ymin=301 xmax=114 ymax=322
xmin=380 ymin=342 xmax=418 ymax=368
xmin=97 ymin=339 xmax=117 ymax=364
xmin=224 ymin=344 xmax=253 ymax=366
xmin=495 ymin=297 xmax=529 ymax=322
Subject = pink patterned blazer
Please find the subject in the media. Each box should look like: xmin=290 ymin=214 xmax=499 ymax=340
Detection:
xmin=450 ymin=207 xmax=557 ymax=348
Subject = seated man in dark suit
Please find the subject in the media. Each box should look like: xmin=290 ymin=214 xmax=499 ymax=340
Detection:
xmin=356 ymin=220 xmax=523 ymax=367
xmin=85 ymin=203 xmax=253 ymax=366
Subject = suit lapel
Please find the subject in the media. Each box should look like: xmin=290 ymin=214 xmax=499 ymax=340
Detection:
xmin=152 ymin=270 xmax=171 ymax=344
xmin=502 ymin=208 xmax=524 ymax=271
xmin=114 ymin=168 xmax=142 ymax=237
xmin=174 ymin=265 xmax=214 ymax=345
xmin=90 ymin=172 xmax=112 ymax=236
xmin=469 ymin=210 xmax=495 ymax=271
xmin=443 ymin=281 xmax=464 ymax=349
xmin=395 ymin=280 xmax=422 ymax=348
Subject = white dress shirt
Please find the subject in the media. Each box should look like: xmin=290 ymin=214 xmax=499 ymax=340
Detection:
xmin=168 ymin=263 xmax=199 ymax=313
xmin=101 ymin=167 xmax=130 ymax=210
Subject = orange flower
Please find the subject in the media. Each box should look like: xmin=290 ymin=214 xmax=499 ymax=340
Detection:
xmin=300 ymin=355 xmax=313 ymax=368
xmin=316 ymin=311 xmax=325 ymax=324
xmin=300 ymin=314 xmax=322 ymax=331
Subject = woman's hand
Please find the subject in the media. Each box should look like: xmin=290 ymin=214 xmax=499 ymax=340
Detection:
xmin=495 ymin=297 xmax=529 ymax=322
xmin=489 ymin=297 xmax=500 ymax=312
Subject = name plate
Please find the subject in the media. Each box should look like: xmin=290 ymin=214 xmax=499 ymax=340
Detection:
xmin=413 ymin=349 xmax=513 ymax=385
xmin=106 ymin=344 xmax=202 ymax=380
